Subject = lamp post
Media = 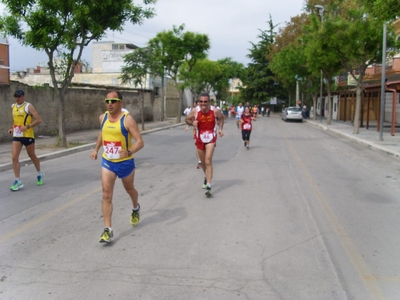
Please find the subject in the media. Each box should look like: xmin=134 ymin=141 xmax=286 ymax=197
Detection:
xmin=315 ymin=4 xmax=325 ymax=122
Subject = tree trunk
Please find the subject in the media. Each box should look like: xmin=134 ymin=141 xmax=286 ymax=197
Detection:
xmin=353 ymin=83 xmax=362 ymax=134
xmin=313 ymin=93 xmax=318 ymax=120
xmin=57 ymin=93 xmax=67 ymax=147
xmin=326 ymin=80 xmax=332 ymax=125
xmin=176 ymin=89 xmax=183 ymax=123
xmin=141 ymin=89 xmax=145 ymax=131
xmin=161 ymin=76 xmax=165 ymax=121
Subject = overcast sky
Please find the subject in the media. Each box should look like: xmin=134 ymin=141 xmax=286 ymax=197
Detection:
xmin=3 ymin=0 xmax=304 ymax=72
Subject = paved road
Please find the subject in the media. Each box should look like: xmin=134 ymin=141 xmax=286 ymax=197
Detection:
xmin=0 ymin=116 xmax=399 ymax=299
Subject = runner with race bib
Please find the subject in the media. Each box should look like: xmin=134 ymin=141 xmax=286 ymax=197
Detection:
xmin=185 ymin=92 xmax=224 ymax=197
xmin=240 ymin=106 xmax=256 ymax=150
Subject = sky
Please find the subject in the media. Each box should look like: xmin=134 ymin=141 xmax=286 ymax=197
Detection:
xmin=2 ymin=0 xmax=305 ymax=72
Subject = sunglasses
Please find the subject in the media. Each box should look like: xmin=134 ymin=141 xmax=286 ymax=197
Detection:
xmin=199 ymin=101 xmax=208 ymax=104
xmin=104 ymin=98 xmax=121 ymax=104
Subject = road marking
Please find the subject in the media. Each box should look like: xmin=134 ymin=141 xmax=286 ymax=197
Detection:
xmin=282 ymin=132 xmax=386 ymax=300
xmin=0 ymin=187 xmax=102 ymax=244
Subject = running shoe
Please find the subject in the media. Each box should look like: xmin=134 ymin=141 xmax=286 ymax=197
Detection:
xmin=202 ymin=177 xmax=207 ymax=189
xmin=205 ymin=186 xmax=212 ymax=197
xmin=10 ymin=180 xmax=24 ymax=191
xmin=130 ymin=204 xmax=140 ymax=226
xmin=246 ymin=146 xmax=249 ymax=150
xmin=99 ymin=228 xmax=113 ymax=243
xmin=196 ymin=162 xmax=201 ymax=169
xmin=37 ymin=172 xmax=44 ymax=186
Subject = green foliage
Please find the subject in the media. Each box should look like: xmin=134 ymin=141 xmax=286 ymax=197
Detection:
xmin=120 ymin=47 xmax=155 ymax=88
xmin=147 ymin=24 xmax=210 ymax=83
xmin=362 ymin=0 xmax=400 ymax=21
xmin=144 ymin=24 xmax=210 ymax=122
xmin=242 ymin=17 xmax=286 ymax=104
xmin=180 ymin=57 xmax=245 ymax=101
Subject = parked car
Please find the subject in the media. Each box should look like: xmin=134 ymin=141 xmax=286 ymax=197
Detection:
xmin=282 ymin=106 xmax=303 ymax=122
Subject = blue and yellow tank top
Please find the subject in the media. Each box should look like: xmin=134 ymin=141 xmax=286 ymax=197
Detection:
xmin=12 ymin=102 xmax=34 ymax=138
xmin=101 ymin=111 xmax=133 ymax=162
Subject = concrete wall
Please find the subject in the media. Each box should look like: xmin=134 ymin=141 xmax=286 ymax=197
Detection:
xmin=0 ymin=81 xmax=161 ymax=142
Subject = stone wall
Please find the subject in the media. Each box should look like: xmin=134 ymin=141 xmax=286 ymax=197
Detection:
xmin=0 ymin=81 xmax=162 ymax=142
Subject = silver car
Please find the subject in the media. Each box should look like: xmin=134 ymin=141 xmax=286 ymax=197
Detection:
xmin=282 ymin=107 xmax=303 ymax=122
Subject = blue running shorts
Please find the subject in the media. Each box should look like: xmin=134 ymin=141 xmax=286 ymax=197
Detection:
xmin=102 ymin=157 xmax=135 ymax=178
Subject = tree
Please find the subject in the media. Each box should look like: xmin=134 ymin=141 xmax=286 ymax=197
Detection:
xmin=120 ymin=47 xmax=156 ymax=131
xmin=180 ymin=59 xmax=223 ymax=99
xmin=180 ymin=58 xmax=245 ymax=105
xmin=243 ymin=17 xmax=286 ymax=104
xmin=269 ymin=14 xmax=321 ymax=111
xmin=304 ymin=5 xmax=343 ymax=125
xmin=147 ymin=24 xmax=210 ymax=123
xmin=0 ymin=0 xmax=156 ymax=146
xmin=323 ymin=0 xmax=398 ymax=133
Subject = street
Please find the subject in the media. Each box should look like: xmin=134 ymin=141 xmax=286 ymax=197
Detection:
xmin=1 ymin=116 xmax=399 ymax=300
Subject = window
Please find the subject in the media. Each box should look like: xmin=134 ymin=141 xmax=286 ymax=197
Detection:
xmin=112 ymin=44 xmax=125 ymax=50
xmin=154 ymin=87 xmax=159 ymax=96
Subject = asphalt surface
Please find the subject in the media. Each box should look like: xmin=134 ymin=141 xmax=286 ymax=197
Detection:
xmin=1 ymin=114 xmax=400 ymax=299
xmin=1 ymin=114 xmax=400 ymax=173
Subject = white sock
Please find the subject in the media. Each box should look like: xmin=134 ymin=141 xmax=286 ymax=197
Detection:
xmin=206 ymin=183 xmax=211 ymax=188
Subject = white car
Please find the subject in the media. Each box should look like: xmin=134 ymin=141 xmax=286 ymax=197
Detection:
xmin=282 ymin=107 xmax=303 ymax=122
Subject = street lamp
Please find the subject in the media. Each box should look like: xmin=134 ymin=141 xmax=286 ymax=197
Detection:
xmin=315 ymin=4 xmax=325 ymax=122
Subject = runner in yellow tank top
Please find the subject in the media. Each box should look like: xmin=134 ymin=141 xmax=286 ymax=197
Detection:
xmin=90 ymin=90 xmax=144 ymax=243
xmin=8 ymin=89 xmax=44 ymax=191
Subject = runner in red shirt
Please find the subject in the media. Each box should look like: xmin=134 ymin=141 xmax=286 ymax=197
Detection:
xmin=185 ymin=93 xmax=224 ymax=197
xmin=240 ymin=106 xmax=256 ymax=150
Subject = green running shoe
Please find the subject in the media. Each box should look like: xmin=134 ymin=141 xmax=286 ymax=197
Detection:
xmin=99 ymin=228 xmax=113 ymax=243
xmin=10 ymin=180 xmax=24 ymax=191
xmin=37 ymin=172 xmax=44 ymax=186
xmin=130 ymin=204 xmax=140 ymax=226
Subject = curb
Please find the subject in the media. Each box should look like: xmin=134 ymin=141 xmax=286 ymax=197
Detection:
xmin=0 ymin=123 xmax=184 ymax=172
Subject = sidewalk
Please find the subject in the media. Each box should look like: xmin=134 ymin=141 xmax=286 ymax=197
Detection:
xmin=0 ymin=118 xmax=184 ymax=172
xmin=304 ymin=117 xmax=400 ymax=160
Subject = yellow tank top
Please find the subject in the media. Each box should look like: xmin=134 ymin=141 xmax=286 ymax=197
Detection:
xmin=101 ymin=111 xmax=133 ymax=162
xmin=12 ymin=102 xmax=34 ymax=138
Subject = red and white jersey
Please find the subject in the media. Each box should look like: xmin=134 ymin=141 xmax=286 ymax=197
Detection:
xmin=195 ymin=106 xmax=217 ymax=139
xmin=241 ymin=113 xmax=253 ymax=131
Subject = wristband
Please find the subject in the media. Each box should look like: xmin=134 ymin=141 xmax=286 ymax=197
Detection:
xmin=127 ymin=150 xmax=132 ymax=156
xmin=26 ymin=125 xmax=31 ymax=129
